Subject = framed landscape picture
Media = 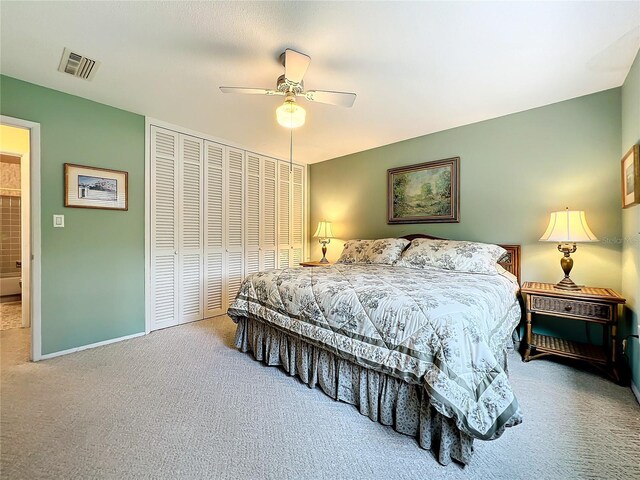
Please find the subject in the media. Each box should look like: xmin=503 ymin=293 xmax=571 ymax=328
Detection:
xmin=621 ymin=144 xmax=639 ymax=209
xmin=64 ymin=163 xmax=128 ymax=210
xmin=388 ymin=157 xmax=460 ymax=224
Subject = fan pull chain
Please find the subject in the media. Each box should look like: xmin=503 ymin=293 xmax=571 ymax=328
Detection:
xmin=289 ymin=123 xmax=293 ymax=172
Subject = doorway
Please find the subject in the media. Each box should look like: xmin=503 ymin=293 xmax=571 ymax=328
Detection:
xmin=0 ymin=116 xmax=41 ymax=362
xmin=0 ymin=126 xmax=30 ymax=360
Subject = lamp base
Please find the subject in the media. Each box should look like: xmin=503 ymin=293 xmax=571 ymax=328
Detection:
xmin=554 ymin=244 xmax=581 ymax=291
xmin=318 ymin=242 xmax=329 ymax=263
xmin=554 ymin=276 xmax=581 ymax=291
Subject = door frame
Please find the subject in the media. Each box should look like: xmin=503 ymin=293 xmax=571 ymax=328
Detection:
xmin=1 ymin=115 xmax=42 ymax=361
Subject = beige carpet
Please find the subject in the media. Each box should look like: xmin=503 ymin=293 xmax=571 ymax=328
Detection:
xmin=0 ymin=302 xmax=22 ymax=331
xmin=1 ymin=316 xmax=639 ymax=480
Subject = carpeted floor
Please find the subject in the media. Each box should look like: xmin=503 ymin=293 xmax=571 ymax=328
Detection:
xmin=0 ymin=302 xmax=22 ymax=331
xmin=1 ymin=316 xmax=638 ymax=480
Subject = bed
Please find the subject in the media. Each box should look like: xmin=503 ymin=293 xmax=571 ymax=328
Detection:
xmin=228 ymin=234 xmax=523 ymax=465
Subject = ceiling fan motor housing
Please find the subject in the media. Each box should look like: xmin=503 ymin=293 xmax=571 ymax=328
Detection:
xmin=277 ymin=74 xmax=304 ymax=94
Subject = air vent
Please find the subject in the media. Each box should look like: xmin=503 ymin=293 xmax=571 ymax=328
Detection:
xmin=57 ymin=48 xmax=100 ymax=81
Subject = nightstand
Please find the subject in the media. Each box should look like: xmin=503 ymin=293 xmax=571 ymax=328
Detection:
xmin=299 ymin=261 xmax=334 ymax=267
xmin=521 ymin=281 xmax=626 ymax=383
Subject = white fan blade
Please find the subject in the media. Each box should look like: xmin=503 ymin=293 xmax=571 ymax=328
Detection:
xmin=284 ymin=49 xmax=311 ymax=84
xmin=219 ymin=87 xmax=282 ymax=96
xmin=304 ymin=90 xmax=357 ymax=107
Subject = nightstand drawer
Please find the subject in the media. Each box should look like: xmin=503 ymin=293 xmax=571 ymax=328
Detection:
xmin=530 ymin=295 xmax=612 ymax=321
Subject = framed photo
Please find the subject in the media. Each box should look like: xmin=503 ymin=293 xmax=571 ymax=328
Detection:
xmin=621 ymin=145 xmax=640 ymax=209
xmin=64 ymin=163 xmax=128 ymax=211
xmin=388 ymin=157 xmax=460 ymax=224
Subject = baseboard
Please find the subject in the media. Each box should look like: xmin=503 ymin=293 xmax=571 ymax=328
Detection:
xmin=632 ymin=381 xmax=640 ymax=406
xmin=38 ymin=331 xmax=145 ymax=360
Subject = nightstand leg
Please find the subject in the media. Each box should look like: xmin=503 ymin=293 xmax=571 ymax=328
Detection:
xmin=524 ymin=310 xmax=533 ymax=362
xmin=610 ymin=322 xmax=620 ymax=383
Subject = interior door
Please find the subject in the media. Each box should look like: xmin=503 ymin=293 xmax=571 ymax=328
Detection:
xmin=245 ymin=153 xmax=261 ymax=276
xmin=204 ymin=140 xmax=225 ymax=318
xmin=291 ymin=163 xmax=305 ymax=266
xmin=150 ymin=126 xmax=179 ymax=330
xmin=277 ymin=161 xmax=291 ymax=268
xmin=225 ymin=147 xmax=245 ymax=308
xmin=261 ymin=157 xmax=278 ymax=270
xmin=179 ymin=135 xmax=204 ymax=323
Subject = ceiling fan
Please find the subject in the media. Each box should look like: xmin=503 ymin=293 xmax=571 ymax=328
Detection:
xmin=220 ymin=49 xmax=357 ymax=128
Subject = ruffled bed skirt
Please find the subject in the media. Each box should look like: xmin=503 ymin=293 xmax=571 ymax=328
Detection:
xmin=233 ymin=316 xmax=474 ymax=465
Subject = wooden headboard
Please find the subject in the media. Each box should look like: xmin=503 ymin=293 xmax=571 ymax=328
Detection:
xmin=400 ymin=234 xmax=521 ymax=285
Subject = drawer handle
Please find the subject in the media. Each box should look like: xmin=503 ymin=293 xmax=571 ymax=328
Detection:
xmin=564 ymin=305 xmax=573 ymax=312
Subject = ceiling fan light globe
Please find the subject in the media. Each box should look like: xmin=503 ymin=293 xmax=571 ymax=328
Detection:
xmin=276 ymin=100 xmax=306 ymax=128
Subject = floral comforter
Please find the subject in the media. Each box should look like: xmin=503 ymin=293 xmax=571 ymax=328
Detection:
xmin=228 ymin=264 xmax=523 ymax=440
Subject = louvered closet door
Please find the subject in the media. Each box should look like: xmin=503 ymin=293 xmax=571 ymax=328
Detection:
xmin=226 ymin=148 xmax=245 ymax=308
xmin=179 ymin=135 xmax=203 ymax=324
xmin=151 ymin=126 xmax=179 ymax=330
xmin=291 ymin=163 xmax=305 ymax=266
xmin=261 ymin=157 xmax=278 ymax=270
xmin=277 ymin=161 xmax=292 ymax=268
xmin=245 ymin=153 xmax=261 ymax=276
xmin=204 ymin=141 xmax=225 ymax=318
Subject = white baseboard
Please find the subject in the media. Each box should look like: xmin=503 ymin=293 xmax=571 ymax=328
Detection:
xmin=38 ymin=331 xmax=145 ymax=360
xmin=632 ymin=381 xmax=640 ymax=406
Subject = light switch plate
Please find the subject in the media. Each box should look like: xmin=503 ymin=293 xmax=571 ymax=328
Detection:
xmin=53 ymin=214 xmax=64 ymax=228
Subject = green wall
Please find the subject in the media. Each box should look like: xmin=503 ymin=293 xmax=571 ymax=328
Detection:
xmin=0 ymin=65 xmax=634 ymax=385
xmin=621 ymin=50 xmax=640 ymax=391
xmin=1 ymin=75 xmax=145 ymax=355
xmin=310 ymin=89 xmax=623 ymax=345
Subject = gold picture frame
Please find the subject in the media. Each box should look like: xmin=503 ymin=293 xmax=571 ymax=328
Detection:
xmin=621 ymin=145 xmax=640 ymax=209
xmin=64 ymin=163 xmax=128 ymax=211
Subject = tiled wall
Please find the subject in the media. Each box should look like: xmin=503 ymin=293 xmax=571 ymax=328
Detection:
xmin=0 ymin=195 xmax=21 ymax=277
xmin=0 ymin=161 xmax=21 ymax=196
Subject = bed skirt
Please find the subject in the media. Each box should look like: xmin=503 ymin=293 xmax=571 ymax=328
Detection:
xmin=233 ymin=316 xmax=475 ymax=465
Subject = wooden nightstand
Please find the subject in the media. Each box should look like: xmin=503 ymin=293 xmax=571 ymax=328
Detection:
xmin=299 ymin=261 xmax=334 ymax=267
xmin=521 ymin=281 xmax=626 ymax=382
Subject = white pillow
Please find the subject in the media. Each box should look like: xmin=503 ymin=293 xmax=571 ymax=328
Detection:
xmin=336 ymin=238 xmax=409 ymax=265
xmin=397 ymin=238 xmax=506 ymax=275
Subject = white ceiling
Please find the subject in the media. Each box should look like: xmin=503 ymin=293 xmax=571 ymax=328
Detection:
xmin=1 ymin=1 xmax=639 ymax=164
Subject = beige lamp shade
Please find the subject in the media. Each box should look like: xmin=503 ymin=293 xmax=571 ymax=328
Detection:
xmin=539 ymin=209 xmax=598 ymax=243
xmin=313 ymin=221 xmax=334 ymax=239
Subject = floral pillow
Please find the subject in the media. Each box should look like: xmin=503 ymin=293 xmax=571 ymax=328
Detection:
xmin=397 ymin=238 xmax=506 ymax=275
xmin=336 ymin=239 xmax=373 ymax=264
xmin=361 ymin=238 xmax=410 ymax=264
xmin=336 ymin=238 xmax=409 ymax=265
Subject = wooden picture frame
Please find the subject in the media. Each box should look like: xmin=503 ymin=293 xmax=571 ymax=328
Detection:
xmin=621 ymin=144 xmax=640 ymax=209
xmin=388 ymin=157 xmax=460 ymax=224
xmin=64 ymin=163 xmax=128 ymax=211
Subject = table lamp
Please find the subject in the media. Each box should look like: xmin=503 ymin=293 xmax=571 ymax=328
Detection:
xmin=539 ymin=208 xmax=598 ymax=291
xmin=313 ymin=220 xmax=334 ymax=263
